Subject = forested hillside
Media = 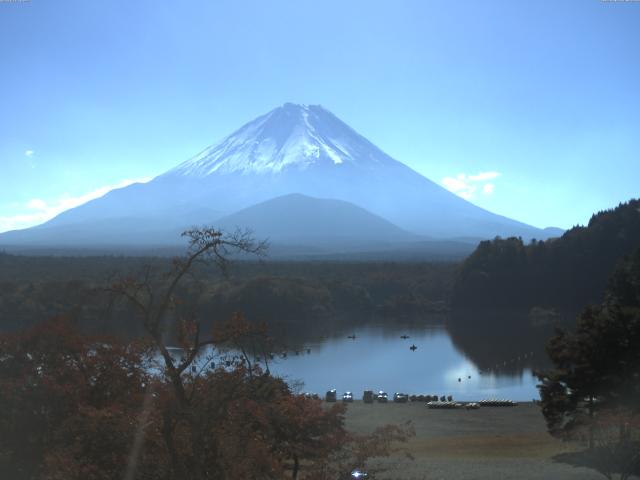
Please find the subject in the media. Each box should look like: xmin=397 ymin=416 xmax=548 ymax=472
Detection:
xmin=0 ymin=256 xmax=453 ymax=341
xmin=447 ymin=199 xmax=640 ymax=370
xmin=451 ymin=199 xmax=640 ymax=317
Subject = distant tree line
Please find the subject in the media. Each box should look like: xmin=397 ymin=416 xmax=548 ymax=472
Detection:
xmin=0 ymin=254 xmax=455 ymax=341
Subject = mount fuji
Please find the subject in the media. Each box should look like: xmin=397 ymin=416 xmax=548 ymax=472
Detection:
xmin=0 ymin=103 xmax=561 ymax=255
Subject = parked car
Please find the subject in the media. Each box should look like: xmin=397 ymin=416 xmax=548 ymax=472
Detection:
xmin=342 ymin=391 xmax=354 ymax=402
xmin=363 ymin=390 xmax=374 ymax=403
xmin=393 ymin=392 xmax=409 ymax=403
xmin=325 ymin=389 xmax=337 ymax=402
xmin=376 ymin=390 xmax=388 ymax=402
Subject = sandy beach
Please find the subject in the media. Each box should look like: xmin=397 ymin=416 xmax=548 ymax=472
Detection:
xmin=343 ymin=401 xmax=610 ymax=480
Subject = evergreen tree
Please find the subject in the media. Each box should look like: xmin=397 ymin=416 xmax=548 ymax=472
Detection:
xmin=537 ymin=248 xmax=640 ymax=478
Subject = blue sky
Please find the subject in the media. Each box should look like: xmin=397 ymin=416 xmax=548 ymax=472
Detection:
xmin=1 ymin=0 xmax=639 ymax=232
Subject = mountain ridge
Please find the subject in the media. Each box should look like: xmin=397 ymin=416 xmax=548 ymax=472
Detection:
xmin=215 ymin=193 xmax=418 ymax=248
xmin=0 ymin=103 xmax=563 ymax=253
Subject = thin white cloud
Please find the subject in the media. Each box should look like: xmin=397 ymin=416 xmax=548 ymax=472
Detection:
xmin=26 ymin=198 xmax=47 ymax=210
xmin=442 ymin=175 xmax=475 ymax=200
xmin=469 ymin=171 xmax=499 ymax=182
xmin=24 ymin=150 xmax=34 ymax=158
xmin=442 ymin=171 xmax=500 ymax=200
xmin=0 ymin=176 xmax=153 ymax=233
xmin=482 ymin=183 xmax=495 ymax=195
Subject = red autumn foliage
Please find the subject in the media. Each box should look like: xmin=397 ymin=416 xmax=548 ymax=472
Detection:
xmin=1 ymin=229 xmax=414 ymax=479
xmin=0 ymin=315 xmax=413 ymax=480
xmin=0 ymin=317 xmax=163 ymax=480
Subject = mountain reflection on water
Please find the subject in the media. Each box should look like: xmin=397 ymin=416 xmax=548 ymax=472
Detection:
xmin=189 ymin=320 xmax=545 ymax=401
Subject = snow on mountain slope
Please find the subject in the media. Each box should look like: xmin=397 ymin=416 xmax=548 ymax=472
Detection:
xmin=0 ymin=103 xmax=561 ymax=250
xmin=167 ymin=103 xmax=395 ymax=177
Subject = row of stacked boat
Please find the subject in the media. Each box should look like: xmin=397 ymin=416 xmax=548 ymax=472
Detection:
xmin=423 ymin=399 xmax=518 ymax=409
xmin=427 ymin=401 xmax=478 ymax=409
xmin=318 ymin=390 xmax=518 ymax=407
xmin=478 ymin=399 xmax=518 ymax=407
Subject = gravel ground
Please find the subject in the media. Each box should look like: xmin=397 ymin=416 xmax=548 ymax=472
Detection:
xmin=343 ymin=401 xmax=622 ymax=480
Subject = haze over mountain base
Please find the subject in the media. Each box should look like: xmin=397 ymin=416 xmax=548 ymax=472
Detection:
xmin=0 ymin=104 xmax=563 ymax=256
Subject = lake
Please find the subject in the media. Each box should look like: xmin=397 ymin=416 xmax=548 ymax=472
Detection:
xmin=192 ymin=325 xmax=541 ymax=402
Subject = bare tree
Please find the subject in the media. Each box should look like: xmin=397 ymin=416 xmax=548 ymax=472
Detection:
xmin=108 ymin=227 xmax=267 ymax=478
xmin=111 ymin=229 xmax=266 ymax=379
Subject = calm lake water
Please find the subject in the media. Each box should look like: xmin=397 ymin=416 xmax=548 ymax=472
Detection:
xmin=192 ymin=325 xmax=541 ymax=401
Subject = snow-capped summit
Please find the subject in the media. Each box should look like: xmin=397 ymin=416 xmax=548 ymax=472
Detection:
xmin=0 ymin=103 xmax=562 ymax=252
xmin=167 ymin=103 xmax=395 ymax=177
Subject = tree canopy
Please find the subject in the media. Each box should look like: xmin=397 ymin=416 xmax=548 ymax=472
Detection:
xmin=536 ymin=248 xmax=640 ymax=479
xmin=451 ymin=199 xmax=640 ymax=315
